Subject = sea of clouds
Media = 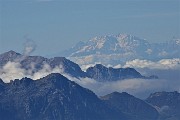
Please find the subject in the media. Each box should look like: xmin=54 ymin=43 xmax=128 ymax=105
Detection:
xmin=0 ymin=41 xmax=179 ymax=98
xmin=0 ymin=58 xmax=179 ymax=98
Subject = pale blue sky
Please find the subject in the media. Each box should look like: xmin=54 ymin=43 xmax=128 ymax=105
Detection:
xmin=0 ymin=0 xmax=179 ymax=56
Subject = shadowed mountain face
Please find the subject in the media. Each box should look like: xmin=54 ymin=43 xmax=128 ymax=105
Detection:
xmin=101 ymin=92 xmax=159 ymax=120
xmin=86 ymin=64 xmax=157 ymax=81
xmin=146 ymin=91 xmax=180 ymax=120
xmin=0 ymin=73 xmax=126 ymax=120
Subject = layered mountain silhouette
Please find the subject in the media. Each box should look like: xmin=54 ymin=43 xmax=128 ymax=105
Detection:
xmin=60 ymin=34 xmax=180 ymax=66
xmin=0 ymin=51 xmax=157 ymax=81
xmin=0 ymin=73 xmax=179 ymax=120
xmin=0 ymin=73 xmax=126 ymax=120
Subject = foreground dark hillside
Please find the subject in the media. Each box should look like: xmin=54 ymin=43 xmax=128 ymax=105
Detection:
xmin=0 ymin=73 xmax=179 ymax=120
xmin=0 ymin=73 xmax=125 ymax=120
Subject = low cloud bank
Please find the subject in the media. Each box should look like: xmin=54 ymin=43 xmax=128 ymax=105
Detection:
xmin=123 ymin=58 xmax=180 ymax=81
xmin=124 ymin=58 xmax=180 ymax=70
xmin=0 ymin=58 xmax=180 ymax=98
xmin=75 ymin=77 xmax=180 ymax=98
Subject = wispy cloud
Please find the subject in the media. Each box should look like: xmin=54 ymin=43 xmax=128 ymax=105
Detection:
xmin=23 ymin=39 xmax=37 ymax=57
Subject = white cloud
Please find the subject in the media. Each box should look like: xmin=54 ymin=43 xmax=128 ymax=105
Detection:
xmin=79 ymin=58 xmax=180 ymax=71
xmin=0 ymin=62 xmax=64 ymax=83
xmin=31 ymin=64 xmax=64 ymax=80
xmin=0 ymin=61 xmax=26 ymax=82
xmin=124 ymin=58 xmax=180 ymax=70
xmin=122 ymin=58 xmax=180 ymax=81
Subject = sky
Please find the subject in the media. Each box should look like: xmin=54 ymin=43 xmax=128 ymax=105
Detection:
xmin=0 ymin=0 xmax=179 ymax=56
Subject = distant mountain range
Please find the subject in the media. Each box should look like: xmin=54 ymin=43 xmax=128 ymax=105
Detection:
xmin=0 ymin=51 xmax=157 ymax=81
xmin=60 ymin=34 xmax=180 ymax=66
xmin=0 ymin=73 xmax=179 ymax=120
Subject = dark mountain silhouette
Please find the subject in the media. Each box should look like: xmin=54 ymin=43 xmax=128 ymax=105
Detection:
xmin=0 ymin=73 xmax=126 ymax=120
xmin=86 ymin=64 xmax=158 ymax=81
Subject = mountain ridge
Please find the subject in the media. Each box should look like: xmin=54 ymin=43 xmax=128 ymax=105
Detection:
xmin=0 ymin=50 xmax=157 ymax=82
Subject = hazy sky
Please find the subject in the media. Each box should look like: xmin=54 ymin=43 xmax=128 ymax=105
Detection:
xmin=0 ymin=0 xmax=179 ymax=56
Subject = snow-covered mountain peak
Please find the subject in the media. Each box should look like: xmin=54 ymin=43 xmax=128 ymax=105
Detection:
xmin=87 ymin=33 xmax=149 ymax=50
xmin=61 ymin=33 xmax=180 ymax=66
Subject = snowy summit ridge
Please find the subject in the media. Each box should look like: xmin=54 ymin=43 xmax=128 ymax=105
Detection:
xmin=61 ymin=33 xmax=180 ymax=66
